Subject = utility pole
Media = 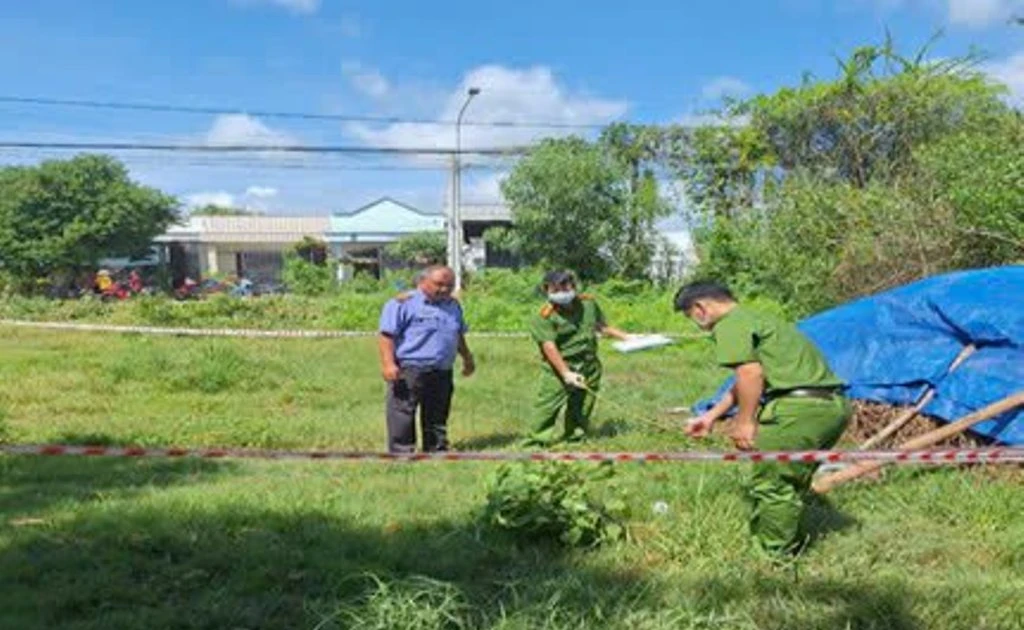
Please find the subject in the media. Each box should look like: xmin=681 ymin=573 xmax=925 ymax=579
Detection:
xmin=447 ymin=154 xmax=457 ymax=273
xmin=452 ymin=87 xmax=480 ymax=291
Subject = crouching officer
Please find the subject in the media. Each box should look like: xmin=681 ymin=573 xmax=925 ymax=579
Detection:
xmin=378 ymin=265 xmax=475 ymax=453
xmin=676 ymin=281 xmax=851 ymax=556
xmin=525 ymin=270 xmax=632 ymax=446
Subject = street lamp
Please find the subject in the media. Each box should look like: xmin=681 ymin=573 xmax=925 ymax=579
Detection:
xmin=451 ymin=86 xmax=480 ymax=292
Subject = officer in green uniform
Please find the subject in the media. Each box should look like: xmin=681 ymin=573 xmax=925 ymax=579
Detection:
xmin=675 ymin=281 xmax=851 ymax=555
xmin=526 ymin=270 xmax=632 ymax=446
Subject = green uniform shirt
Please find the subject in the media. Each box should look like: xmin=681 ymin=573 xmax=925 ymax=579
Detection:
xmin=712 ymin=305 xmax=842 ymax=395
xmin=529 ymin=296 xmax=606 ymax=362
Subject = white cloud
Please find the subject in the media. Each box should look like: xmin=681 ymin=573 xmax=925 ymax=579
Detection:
xmin=345 ymin=65 xmax=628 ymax=156
xmin=342 ymin=61 xmax=391 ymax=99
xmin=231 ymin=0 xmax=320 ymax=14
xmin=984 ymin=51 xmax=1024 ymax=104
xmin=185 ymin=191 xmax=236 ymax=208
xmin=947 ymin=0 xmax=1022 ymax=27
xmin=860 ymin=0 xmax=1023 ymax=27
xmin=204 ymin=114 xmax=297 ymax=147
xmin=245 ymin=186 xmax=279 ymax=198
xmin=701 ymin=76 xmax=752 ymax=101
xmin=463 ymin=171 xmax=507 ymax=204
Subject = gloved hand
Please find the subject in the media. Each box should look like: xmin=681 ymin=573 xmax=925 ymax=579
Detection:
xmin=562 ymin=371 xmax=588 ymax=389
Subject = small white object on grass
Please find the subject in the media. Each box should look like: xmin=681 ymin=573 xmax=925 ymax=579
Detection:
xmin=652 ymin=500 xmax=669 ymax=515
xmin=612 ymin=334 xmax=674 ymax=354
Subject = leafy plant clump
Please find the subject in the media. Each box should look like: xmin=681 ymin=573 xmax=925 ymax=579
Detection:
xmin=481 ymin=461 xmax=629 ymax=548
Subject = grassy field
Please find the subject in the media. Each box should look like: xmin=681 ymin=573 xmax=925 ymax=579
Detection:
xmin=1 ymin=327 xmax=1023 ymax=629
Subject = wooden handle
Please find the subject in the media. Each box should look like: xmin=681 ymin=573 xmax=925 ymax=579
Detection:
xmin=859 ymin=344 xmax=976 ymax=450
xmin=813 ymin=390 xmax=1024 ymax=494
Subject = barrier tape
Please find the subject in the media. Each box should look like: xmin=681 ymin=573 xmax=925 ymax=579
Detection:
xmin=0 ymin=319 xmax=704 ymax=340
xmin=2 ymin=443 xmax=1022 ymax=465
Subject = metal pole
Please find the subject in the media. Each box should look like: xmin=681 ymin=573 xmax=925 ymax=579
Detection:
xmin=453 ymin=87 xmax=480 ymax=291
xmin=447 ymin=155 xmax=457 ymax=272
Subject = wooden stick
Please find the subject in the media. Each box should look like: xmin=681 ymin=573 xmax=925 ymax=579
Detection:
xmin=859 ymin=344 xmax=977 ymax=450
xmin=813 ymin=390 xmax=1024 ymax=494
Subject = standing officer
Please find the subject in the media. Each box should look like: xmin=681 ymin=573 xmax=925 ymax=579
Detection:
xmin=675 ymin=280 xmax=851 ymax=556
xmin=378 ymin=265 xmax=475 ymax=453
xmin=525 ymin=270 xmax=632 ymax=446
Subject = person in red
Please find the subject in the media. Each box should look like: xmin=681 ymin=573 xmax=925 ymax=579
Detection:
xmin=129 ymin=270 xmax=143 ymax=294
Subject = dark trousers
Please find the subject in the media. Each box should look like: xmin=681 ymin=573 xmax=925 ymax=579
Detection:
xmin=386 ymin=367 xmax=454 ymax=453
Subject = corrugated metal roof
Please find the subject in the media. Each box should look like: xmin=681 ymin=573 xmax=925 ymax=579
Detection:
xmin=160 ymin=216 xmax=330 ymax=243
xmin=329 ymin=198 xmax=443 ymax=235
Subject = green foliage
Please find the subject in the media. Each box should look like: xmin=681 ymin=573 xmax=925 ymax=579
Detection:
xmin=500 ymin=132 xmax=678 ymax=282
xmin=916 ymin=116 xmax=1024 ymax=266
xmin=738 ymin=40 xmax=1005 ymax=187
xmin=482 ymin=461 xmax=629 ymax=549
xmin=599 ymin=124 xmax=677 ymax=280
xmin=385 ymin=231 xmax=447 ymax=267
xmin=190 ymin=204 xmax=259 ymax=217
xmin=289 ymin=236 xmax=329 ymax=265
xmin=0 ymin=268 xmax=722 ymax=334
xmin=282 ymin=256 xmax=335 ymax=296
xmin=501 ymin=137 xmax=625 ymax=282
xmin=678 ymin=38 xmax=1021 ymax=314
xmin=0 ymin=155 xmax=179 ymax=291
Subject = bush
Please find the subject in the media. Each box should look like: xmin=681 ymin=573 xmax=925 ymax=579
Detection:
xmin=481 ymin=461 xmax=628 ymax=549
xmin=282 ymin=256 xmax=335 ymax=296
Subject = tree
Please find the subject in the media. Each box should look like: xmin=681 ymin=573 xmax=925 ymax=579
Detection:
xmin=191 ymin=205 xmax=259 ymax=217
xmin=0 ymin=155 xmax=179 ymax=291
xmin=291 ymin=236 xmax=328 ymax=265
xmin=282 ymin=237 xmax=333 ymax=295
xmin=916 ymin=115 xmax=1024 ymax=266
xmin=671 ymin=39 xmax=1020 ymax=314
xmin=598 ymin=124 xmax=676 ymax=280
xmin=385 ymin=231 xmax=447 ymax=267
xmin=500 ymin=137 xmax=624 ymax=282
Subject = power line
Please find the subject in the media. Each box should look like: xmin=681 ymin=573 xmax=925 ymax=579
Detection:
xmin=0 ymin=141 xmax=530 ymax=156
xmin=0 ymin=95 xmax=612 ymax=130
xmin=0 ymin=154 xmax=450 ymax=173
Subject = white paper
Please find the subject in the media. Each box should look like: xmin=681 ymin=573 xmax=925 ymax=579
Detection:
xmin=612 ymin=334 xmax=674 ymax=353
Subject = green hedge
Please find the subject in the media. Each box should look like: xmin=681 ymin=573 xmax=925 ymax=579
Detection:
xmin=0 ymin=269 xmax=792 ymax=332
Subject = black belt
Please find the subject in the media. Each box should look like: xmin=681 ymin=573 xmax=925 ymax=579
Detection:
xmin=766 ymin=387 xmax=842 ymax=403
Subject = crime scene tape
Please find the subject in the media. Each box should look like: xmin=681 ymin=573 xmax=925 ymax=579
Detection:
xmin=0 ymin=319 xmax=705 ymax=340
xmin=2 ymin=443 xmax=1023 ymax=464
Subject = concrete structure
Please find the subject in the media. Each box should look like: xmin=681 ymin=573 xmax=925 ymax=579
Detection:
xmin=155 ymin=215 xmax=330 ymax=285
xmin=326 ymin=197 xmax=445 ymax=279
xmin=446 ymin=203 xmax=513 ymax=270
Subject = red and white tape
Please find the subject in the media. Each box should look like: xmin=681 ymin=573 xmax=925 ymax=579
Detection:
xmin=1 ymin=319 xmax=703 ymax=340
xmin=2 ymin=443 xmax=1022 ymax=464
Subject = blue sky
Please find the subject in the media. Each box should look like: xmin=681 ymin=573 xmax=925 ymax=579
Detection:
xmin=1 ymin=0 xmax=1021 ymax=215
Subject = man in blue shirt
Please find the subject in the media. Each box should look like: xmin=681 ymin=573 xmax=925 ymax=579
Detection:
xmin=378 ymin=265 xmax=475 ymax=453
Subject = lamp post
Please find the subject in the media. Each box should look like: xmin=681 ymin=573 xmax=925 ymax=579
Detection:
xmin=452 ymin=86 xmax=480 ymax=292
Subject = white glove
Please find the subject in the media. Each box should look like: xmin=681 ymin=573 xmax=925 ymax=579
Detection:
xmin=562 ymin=371 xmax=588 ymax=389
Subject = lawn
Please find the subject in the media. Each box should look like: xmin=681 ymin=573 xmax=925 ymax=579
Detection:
xmin=1 ymin=327 xmax=1022 ymax=629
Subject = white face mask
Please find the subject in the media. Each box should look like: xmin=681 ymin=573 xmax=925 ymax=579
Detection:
xmin=547 ymin=290 xmax=576 ymax=305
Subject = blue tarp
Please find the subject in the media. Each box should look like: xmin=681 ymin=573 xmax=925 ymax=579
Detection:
xmin=694 ymin=266 xmax=1024 ymax=444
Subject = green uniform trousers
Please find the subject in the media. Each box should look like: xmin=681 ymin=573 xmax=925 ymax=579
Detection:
xmin=528 ymin=359 xmax=602 ymax=445
xmin=748 ymin=395 xmax=851 ymax=554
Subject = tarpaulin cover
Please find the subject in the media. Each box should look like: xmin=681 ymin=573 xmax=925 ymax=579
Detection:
xmin=693 ymin=266 xmax=1024 ymax=444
